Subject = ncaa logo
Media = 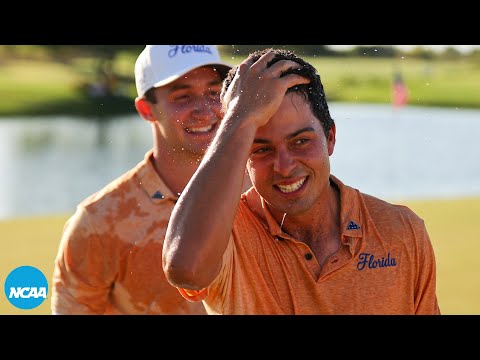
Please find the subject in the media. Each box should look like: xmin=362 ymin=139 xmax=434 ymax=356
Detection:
xmin=4 ymin=266 xmax=48 ymax=310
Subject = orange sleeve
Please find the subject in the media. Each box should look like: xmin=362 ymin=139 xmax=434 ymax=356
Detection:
xmin=177 ymin=233 xmax=235 ymax=304
xmin=51 ymin=208 xmax=115 ymax=314
xmin=177 ymin=287 xmax=209 ymax=302
xmin=413 ymin=219 xmax=441 ymax=315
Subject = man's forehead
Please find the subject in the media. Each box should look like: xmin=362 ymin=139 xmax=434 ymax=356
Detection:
xmin=157 ymin=67 xmax=224 ymax=92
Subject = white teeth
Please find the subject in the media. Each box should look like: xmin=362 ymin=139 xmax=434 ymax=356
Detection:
xmin=186 ymin=124 xmax=214 ymax=133
xmin=277 ymin=178 xmax=306 ymax=193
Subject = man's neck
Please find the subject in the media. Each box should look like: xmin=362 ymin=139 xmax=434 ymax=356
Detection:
xmin=277 ymin=182 xmax=341 ymax=243
xmin=281 ymin=183 xmax=342 ymax=267
xmin=151 ymin=147 xmax=202 ymax=196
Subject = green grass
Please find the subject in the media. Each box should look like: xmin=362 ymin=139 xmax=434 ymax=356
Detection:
xmin=0 ymin=214 xmax=70 ymax=315
xmin=306 ymin=57 xmax=480 ymax=108
xmin=0 ymin=56 xmax=479 ymax=118
xmin=0 ymin=59 xmax=137 ymax=117
xmin=398 ymin=197 xmax=480 ymax=315
xmin=1 ymin=197 xmax=479 ymax=314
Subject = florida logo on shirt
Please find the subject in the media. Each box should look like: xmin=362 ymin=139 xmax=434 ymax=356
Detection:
xmin=357 ymin=252 xmax=397 ymax=270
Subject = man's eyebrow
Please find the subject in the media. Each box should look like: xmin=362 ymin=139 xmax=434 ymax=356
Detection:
xmin=286 ymin=127 xmax=315 ymax=140
xmin=169 ymin=80 xmax=223 ymax=92
xmin=253 ymin=127 xmax=315 ymax=144
xmin=253 ymin=138 xmax=269 ymax=144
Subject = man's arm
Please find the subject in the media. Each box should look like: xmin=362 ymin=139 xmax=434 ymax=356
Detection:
xmin=163 ymin=51 xmax=311 ymax=291
xmin=51 ymin=208 xmax=113 ymax=314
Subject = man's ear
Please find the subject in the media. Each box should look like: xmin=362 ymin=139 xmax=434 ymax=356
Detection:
xmin=135 ymin=97 xmax=155 ymax=123
xmin=327 ymin=123 xmax=336 ymax=156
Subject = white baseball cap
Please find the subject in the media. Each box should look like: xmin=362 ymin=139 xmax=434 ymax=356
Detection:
xmin=135 ymin=45 xmax=232 ymax=98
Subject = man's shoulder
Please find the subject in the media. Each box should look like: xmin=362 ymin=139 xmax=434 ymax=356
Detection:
xmin=354 ymin=191 xmax=431 ymax=253
xmin=333 ymin=175 xmax=420 ymax=222
xmin=361 ymin=192 xmax=421 ymax=222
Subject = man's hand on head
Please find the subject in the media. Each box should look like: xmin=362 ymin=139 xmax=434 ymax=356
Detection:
xmin=222 ymin=50 xmax=311 ymax=129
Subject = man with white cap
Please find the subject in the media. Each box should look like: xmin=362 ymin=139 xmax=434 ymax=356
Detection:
xmin=51 ymin=45 xmax=251 ymax=314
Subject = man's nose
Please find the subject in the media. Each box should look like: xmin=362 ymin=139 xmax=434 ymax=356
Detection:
xmin=192 ymin=97 xmax=219 ymax=119
xmin=273 ymin=148 xmax=295 ymax=177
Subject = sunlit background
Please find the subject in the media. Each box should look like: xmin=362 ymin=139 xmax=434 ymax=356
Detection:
xmin=1 ymin=45 xmax=479 ymax=315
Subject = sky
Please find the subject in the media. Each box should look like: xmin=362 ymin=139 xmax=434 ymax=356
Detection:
xmin=327 ymin=45 xmax=480 ymax=54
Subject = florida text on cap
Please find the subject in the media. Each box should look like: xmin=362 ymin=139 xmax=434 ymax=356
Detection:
xmin=135 ymin=45 xmax=232 ymax=98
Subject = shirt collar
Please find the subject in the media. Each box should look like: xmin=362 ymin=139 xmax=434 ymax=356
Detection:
xmin=330 ymin=174 xmax=364 ymax=241
xmin=136 ymin=149 xmax=179 ymax=204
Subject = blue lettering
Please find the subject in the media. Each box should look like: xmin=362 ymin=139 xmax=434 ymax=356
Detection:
xmin=357 ymin=253 xmax=369 ymax=270
xmin=168 ymin=45 xmax=213 ymax=58
xmin=168 ymin=45 xmax=180 ymax=57
xmin=357 ymin=252 xmax=397 ymax=270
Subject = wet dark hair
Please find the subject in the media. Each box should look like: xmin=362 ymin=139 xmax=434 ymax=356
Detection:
xmin=220 ymin=48 xmax=334 ymax=136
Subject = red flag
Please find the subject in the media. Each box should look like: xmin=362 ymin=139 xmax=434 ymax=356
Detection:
xmin=392 ymin=71 xmax=409 ymax=107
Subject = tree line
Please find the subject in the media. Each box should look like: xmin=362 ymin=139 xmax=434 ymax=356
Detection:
xmin=1 ymin=45 xmax=478 ymax=62
xmin=1 ymin=45 xmax=476 ymax=101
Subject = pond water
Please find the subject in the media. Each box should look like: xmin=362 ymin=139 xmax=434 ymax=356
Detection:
xmin=0 ymin=102 xmax=479 ymax=220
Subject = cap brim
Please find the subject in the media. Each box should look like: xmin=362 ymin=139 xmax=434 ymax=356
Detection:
xmin=152 ymin=63 xmax=232 ymax=89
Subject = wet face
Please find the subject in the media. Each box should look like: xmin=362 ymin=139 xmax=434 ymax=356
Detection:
xmin=150 ymin=66 xmax=224 ymax=157
xmin=247 ymin=93 xmax=336 ymax=216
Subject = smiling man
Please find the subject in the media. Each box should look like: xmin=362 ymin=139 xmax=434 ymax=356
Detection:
xmin=51 ymin=45 xmax=251 ymax=315
xmin=163 ymin=48 xmax=441 ymax=315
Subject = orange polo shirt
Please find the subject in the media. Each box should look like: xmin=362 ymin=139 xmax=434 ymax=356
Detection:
xmin=179 ymin=175 xmax=441 ymax=315
xmin=51 ymin=150 xmax=207 ymax=315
